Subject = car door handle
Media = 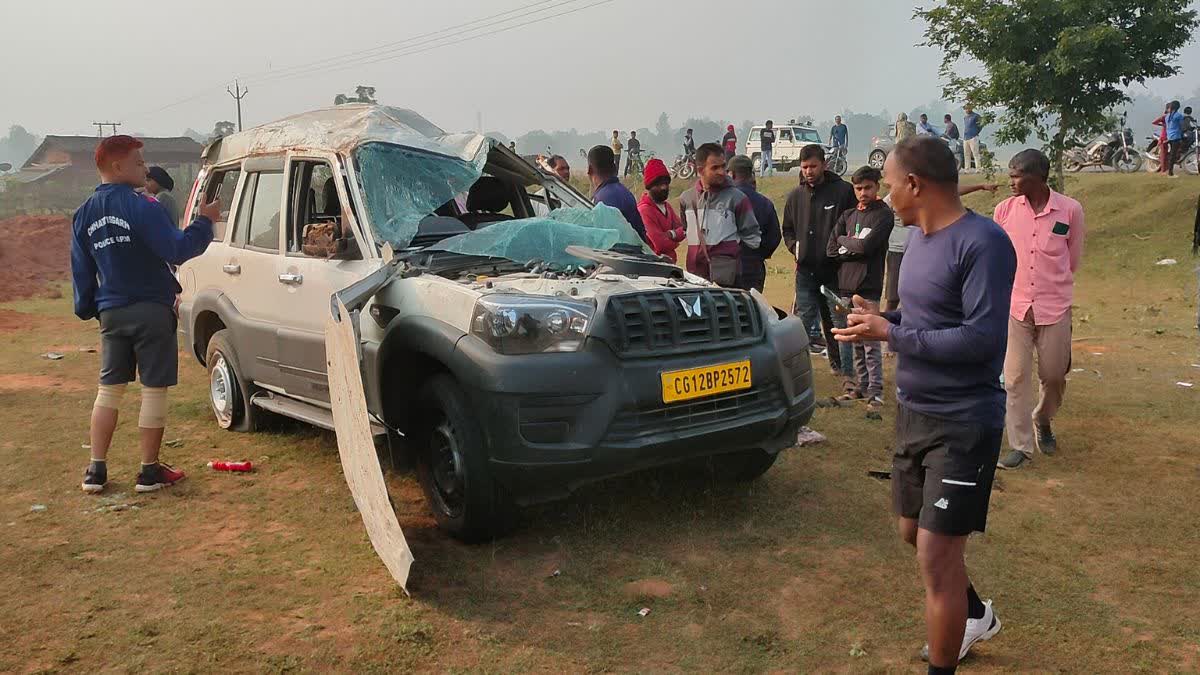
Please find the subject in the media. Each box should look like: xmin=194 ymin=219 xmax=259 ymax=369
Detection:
xmin=222 ymin=263 xmax=241 ymax=274
xmin=278 ymin=273 xmax=303 ymax=285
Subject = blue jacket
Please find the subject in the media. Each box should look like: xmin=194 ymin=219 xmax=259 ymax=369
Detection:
xmin=593 ymin=176 xmax=648 ymax=243
xmin=71 ymin=183 xmax=214 ymax=319
xmin=735 ymin=183 xmax=781 ymax=263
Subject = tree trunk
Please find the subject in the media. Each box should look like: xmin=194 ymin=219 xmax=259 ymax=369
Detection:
xmin=1052 ymin=114 xmax=1068 ymax=192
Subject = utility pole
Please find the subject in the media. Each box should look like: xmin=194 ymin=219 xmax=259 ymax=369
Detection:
xmin=227 ymin=79 xmax=249 ymax=132
xmin=92 ymin=121 xmax=122 ymax=137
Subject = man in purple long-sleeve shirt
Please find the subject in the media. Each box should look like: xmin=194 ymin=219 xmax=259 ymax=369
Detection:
xmin=834 ymin=137 xmax=1016 ymax=673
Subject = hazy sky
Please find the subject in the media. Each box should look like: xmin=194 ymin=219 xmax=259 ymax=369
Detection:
xmin=2 ymin=0 xmax=1198 ymax=138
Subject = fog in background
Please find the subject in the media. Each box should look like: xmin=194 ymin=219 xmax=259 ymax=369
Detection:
xmin=2 ymin=0 xmax=1198 ymax=165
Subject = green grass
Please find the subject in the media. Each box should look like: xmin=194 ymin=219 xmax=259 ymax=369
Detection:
xmin=1 ymin=173 xmax=1198 ymax=672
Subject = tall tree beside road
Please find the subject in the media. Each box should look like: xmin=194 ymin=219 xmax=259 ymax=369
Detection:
xmin=0 ymin=125 xmax=40 ymax=168
xmin=919 ymin=0 xmax=1199 ymax=189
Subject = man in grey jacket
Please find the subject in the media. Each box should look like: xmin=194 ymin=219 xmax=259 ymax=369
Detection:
xmin=679 ymin=143 xmax=761 ymax=286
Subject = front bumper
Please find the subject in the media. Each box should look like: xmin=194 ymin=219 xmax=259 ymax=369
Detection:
xmin=451 ymin=315 xmax=815 ymax=504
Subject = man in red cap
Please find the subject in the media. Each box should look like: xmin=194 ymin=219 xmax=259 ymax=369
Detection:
xmin=637 ymin=158 xmax=685 ymax=263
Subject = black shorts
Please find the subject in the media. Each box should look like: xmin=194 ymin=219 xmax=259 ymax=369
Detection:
xmin=892 ymin=405 xmax=1002 ymax=536
xmin=98 ymin=302 xmax=179 ymax=388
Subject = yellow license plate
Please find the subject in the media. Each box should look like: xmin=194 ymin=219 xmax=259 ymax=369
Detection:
xmin=661 ymin=360 xmax=752 ymax=404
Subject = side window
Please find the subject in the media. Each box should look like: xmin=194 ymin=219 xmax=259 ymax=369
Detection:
xmin=199 ymin=167 xmax=241 ymax=241
xmin=287 ymin=159 xmax=361 ymax=259
xmin=749 ymin=128 xmax=761 ymax=142
xmin=239 ymin=171 xmax=284 ymax=251
xmin=779 ymin=129 xmax=794 ymax=143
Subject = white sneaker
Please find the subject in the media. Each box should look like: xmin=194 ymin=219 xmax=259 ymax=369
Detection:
xmin=961 ymin=600 xmax=1002 ymax=658
xmin=920 ymin=600 xmax=1002 ymax=662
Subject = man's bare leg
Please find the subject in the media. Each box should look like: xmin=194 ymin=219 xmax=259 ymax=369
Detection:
xmin=90 ymin=406 xmax=119 ymax=461
xmin=918 ymin=528 xmax=970 ymax=669
xmin=139 ymin=426 xmax=165 ymax=465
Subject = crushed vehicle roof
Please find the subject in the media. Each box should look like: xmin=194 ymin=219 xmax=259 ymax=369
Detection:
xmin=202 ymin=104 xmax=490 ymax=164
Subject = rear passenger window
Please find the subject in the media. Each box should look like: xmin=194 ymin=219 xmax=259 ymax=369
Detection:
xmin=203 ymin=168 xmax=241 ymax=241
xmin=243 ymin=172 xmax=285 ymax=251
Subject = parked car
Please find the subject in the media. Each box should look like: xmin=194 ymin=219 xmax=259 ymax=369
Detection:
xmin=869 ymin=125 xmax=984 ymax=170
xmin=745 ymin=124 xmax=824 ymax=173
xmin=178 ymin=105 xmax=816 ymax=541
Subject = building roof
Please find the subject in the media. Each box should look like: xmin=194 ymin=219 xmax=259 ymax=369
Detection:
xmin=23 ymin=135 xmax=204 ymax=168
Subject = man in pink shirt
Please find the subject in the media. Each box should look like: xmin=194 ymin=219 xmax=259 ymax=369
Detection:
xmin=993 ymin=149 xmax=1085 ymax=470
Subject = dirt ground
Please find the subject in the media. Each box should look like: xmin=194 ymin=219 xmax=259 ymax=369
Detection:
xmin=1 ymin=173 xmax=1198 ymax=672
xmin=0 ymin=215 xmax=73 ymax=301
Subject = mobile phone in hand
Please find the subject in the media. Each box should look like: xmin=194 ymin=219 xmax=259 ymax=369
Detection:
xmin=820 ymin=285 xmax=851 ymax=314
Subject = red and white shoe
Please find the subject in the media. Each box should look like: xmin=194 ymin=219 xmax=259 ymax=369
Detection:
xmin=135 ymin=462 xmax=186 ymax=493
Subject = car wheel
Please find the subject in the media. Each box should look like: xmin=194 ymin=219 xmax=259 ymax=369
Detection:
xmin=205 ymin=329 xmax=257 ymax=432
xmin=868 ymin=150 xmax=886 ymax=170
xmin=414 ymin=374 xmax=513 ymax=542
xmin=706 ymin=448 xmax=779 ymax=482
xmin=751 ymin=154 xmax=762 ymax=173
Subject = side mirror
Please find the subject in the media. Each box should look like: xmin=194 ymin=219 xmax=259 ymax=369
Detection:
xmin=0 ymin=163 xmax=12 ymax=172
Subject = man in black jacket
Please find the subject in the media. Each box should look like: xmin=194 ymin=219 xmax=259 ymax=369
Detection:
xmin=826 ymin=166 xmax=894 ymax=406
xmin=727 ymin=155 xmax=782 ymax=291
xmin=783 ymin=144 xmax=858 ymax=373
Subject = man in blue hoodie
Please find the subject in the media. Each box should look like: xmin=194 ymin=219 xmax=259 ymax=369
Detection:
xmin=71 ymin=135 xmax=219 ymax=495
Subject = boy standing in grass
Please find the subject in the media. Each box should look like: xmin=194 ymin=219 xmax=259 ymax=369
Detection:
xmin=827 ymin=166 xmax=893 ymax=408
xmin=71 ymin=135 xmax=219 ymax=494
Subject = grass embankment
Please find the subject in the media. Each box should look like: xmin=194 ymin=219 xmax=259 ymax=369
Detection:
xmin=0 ymin=173 xmax=1197 ymax=672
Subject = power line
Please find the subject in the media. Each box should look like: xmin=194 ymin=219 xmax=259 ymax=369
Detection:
xmin=118 ymin=0 xmax=606 ymax=123
xmin=244 ymin=0 xmax=613 ymax=90
xmin=237 ymin=0 xmax=568 ymax=85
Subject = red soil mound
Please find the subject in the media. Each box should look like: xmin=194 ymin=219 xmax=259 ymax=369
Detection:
xmin=0 ymin=215 xmax=72 ymax=300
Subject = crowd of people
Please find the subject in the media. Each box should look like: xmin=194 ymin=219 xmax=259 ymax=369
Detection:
xmin=582 ymin=130 xmax=1093 ymax=672
xmin=71 ymin=105 xmax=1110 ymax=672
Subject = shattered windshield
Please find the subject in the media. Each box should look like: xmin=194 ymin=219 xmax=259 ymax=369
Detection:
xmin=429 ymin=204 xmax=648 ymax=267
xmin=355 ymin=141 xmax=487 ymax=247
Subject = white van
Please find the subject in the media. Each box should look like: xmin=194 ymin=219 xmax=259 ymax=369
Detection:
xmin=745 ymin=125 xmax=824 ymax=173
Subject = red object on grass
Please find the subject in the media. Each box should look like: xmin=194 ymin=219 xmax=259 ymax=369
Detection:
xmin=207 ymin=460 xmax=253 ymax=472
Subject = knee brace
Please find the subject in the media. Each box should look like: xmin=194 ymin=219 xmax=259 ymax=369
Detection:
xmin=94 ymin=383 xmax=127 ymax=411
xmin=138 ymin=387 xmax=168 ymax=429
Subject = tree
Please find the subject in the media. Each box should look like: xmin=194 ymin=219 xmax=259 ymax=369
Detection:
xmin=654 ymin=113 xmax=672 ymax=141
xmin=0 ymin=125 xmax=40 ymax=168
xmin=211 ymin=121 xmax=236 ymax=140
xmin=919 ymin=0 xmax=1199 ymax=189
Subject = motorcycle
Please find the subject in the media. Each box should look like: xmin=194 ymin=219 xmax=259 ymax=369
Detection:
xmin=825 ymin=145 xmax=848 ymax=176
xmin=1062 ymin=126 xmax=1142 ymax=173
xmin=670 ymin=154 xmax=696 ymax=179
xmin=1142 ymin=129 xmax=1199 ymax=175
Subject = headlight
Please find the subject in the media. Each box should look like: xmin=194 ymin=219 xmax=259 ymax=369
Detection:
xmin=470 ymin=294 xmax=594 ymax=354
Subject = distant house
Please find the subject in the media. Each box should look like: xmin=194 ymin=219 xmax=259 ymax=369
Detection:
xmin=0 ymin=136 xmax=203 ymax=206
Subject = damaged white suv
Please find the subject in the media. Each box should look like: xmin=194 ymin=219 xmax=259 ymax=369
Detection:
xmin=178 ymin=105 xmax=815 ymax=541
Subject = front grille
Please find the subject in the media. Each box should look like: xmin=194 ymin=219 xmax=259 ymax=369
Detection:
xmin=605 ymin=289 xmax=763 ymax=356
xmin=604 ymin=386 xmax=780 ymax=444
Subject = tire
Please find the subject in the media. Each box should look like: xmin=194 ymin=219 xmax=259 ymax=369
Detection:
xmin=829 ymin=154 xmax=848 ymax=176
xmin=414 ymin=374 xmax=513 ymax=542
xmin=1110 ymin=150 xmax=1142 ymax=173
xmin=679 ymin=162 xmax=695 ymax=180
xmin=868 ymin=150 xmax=886 ymax=170
xmin=1063 ymin=155 xmax=1084 ymax=173
xmin=706 ymin=448 xmax=779 ymax=482
xmin=751 ymin=154 xmax=762 ymax=173
xmin=1184 ymin=152 xmax=1199 ymax=175
xmin=205 ymin=329 xmax=257 ymax=432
